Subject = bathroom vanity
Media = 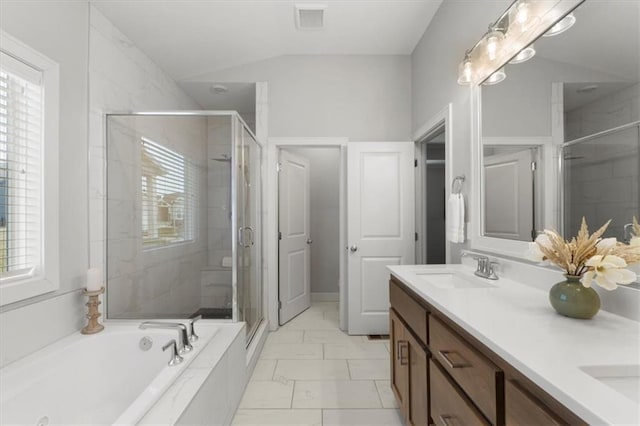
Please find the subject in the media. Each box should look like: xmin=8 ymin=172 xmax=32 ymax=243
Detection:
xmin=387 ymin=264 xmax=640 ymax=426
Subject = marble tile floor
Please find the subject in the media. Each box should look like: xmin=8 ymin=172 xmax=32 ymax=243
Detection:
xmin=232 ymin=302 xmax=402 ymax=426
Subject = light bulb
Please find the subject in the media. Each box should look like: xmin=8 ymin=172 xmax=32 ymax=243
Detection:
xmin=457 ymin=58 xmax=473 ymax=85
xmin=509 ymin=44 xmax=536 ymax=64
xmin=544 ymin=13 xmax=576 ymax=37
xmin=485 ymin=30 xmax=504 ymax=61
xmin=483 ymin=68 xmax=506 ymax=86
xmin=516 ymin=1 xmax=529 ymax=25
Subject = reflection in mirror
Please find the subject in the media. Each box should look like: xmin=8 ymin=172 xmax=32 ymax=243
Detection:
xmin=480 ymin=1 xmax=639 ymax=245
xmin=483 ymin=145 xmax=541 ymax=241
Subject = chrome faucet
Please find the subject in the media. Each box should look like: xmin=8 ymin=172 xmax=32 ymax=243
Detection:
xmin=162 ymin=339 xmax=184 ymax=366
xmin=139 ymin=321 xmax=193 ymax=354
xmin=473 ymin=255 xmax=499 ymax=280
xmin=187 ymin=315 xmax=201 ymax=343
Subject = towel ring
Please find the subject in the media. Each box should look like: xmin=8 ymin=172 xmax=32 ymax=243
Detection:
xmin=452 ymin=175 xmax=465 ymax=194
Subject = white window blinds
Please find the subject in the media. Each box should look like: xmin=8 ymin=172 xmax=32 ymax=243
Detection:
xmin=0 ymin=51 xmax=43 ymax=281
xmin=141 ymin=137 xmax=195 ymax=249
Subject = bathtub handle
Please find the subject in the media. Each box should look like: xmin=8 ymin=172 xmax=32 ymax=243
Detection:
xmin=162 ymin=339 xmax=184 ymax=367
xmin=188 ymin=315 xmax=201 ymax=343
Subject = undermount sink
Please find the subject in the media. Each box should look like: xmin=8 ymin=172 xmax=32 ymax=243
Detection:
xmin=415 ymin=271 xmax=496 ymax=289
xmin=579 ymin=365 xmax=640 ymax=404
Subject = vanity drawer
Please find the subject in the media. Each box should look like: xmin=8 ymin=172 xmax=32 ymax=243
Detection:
xmin=430 ymin=358 xmax=489 ymax=426
xmin=430 ymin=315 xmax=502 ymax=425
xmin=390 ymin=280 xmax=427 ymax=345
xmin=505 ymin=379 xmax=564 ymax=426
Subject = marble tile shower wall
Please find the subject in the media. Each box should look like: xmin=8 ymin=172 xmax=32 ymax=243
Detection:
xmin=566 ymin=126 xmax=639 ymax=240
xmin=106 ymin=115 xmax=209 ymax=317
xmin=565 ymin=82 xmax=640 ymax=141
xmin=202 ymin=116 xmax=234 ymax=309
xmin=564 ymin=83 xmax=639 ymax=239
xmin=88 ymin=6 xmax=205 ymax=317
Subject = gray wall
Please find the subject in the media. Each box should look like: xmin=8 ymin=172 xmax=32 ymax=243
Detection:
xmin=286 ymin=147 xmax=340 ymax=295
xmin=411 ymin=0 xmax=511 ymax=260
xmin=482 ymin=57 xmax=624 ymax=138
xmin=187 ymin=55 xmax=412 ymax=142
xmin=0 ymin=1 xmax=89 ymax=367
xmin=0 ymin=2 xmax=201 ymax=367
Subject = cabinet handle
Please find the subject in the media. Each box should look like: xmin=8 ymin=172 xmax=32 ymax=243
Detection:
xmin=438 ymin=415 xmax=457 ymax=426
xmin=399 ymin=341 xmax=408 ymax=365
xmin=438 ymin=350 xmax=469 ymax=369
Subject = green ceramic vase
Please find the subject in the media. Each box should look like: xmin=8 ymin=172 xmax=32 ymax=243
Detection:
xmin=549 ymin=275 xmax=601 ymax=319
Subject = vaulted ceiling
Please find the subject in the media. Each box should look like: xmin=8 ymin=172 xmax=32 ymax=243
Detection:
xmin=91 ymin=0 xmax=443 ymax=81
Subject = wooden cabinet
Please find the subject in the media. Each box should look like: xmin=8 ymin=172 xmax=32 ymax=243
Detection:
xmin=430 ymin=316 xmax=503 ymax=425
xmin=390 ymin=308 xmax=409 ymax=413
xmin=406 ymin=330 xmax=429 ymax=426
xmin=390 ymin=307 xmax=429 ymax=426
xmin=389 ymin=276 xmax=587 ymax=426
xmin=430 ymin=359 xmax=489 ymax=426
xmin=505 ymin=379 xmax=563 ymax=425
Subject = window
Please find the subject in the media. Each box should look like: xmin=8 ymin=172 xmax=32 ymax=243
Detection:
xmin=0 ymin=31 xmax=59 ymax=306
xmin=141 ymin=138 xmax=195 ymax=249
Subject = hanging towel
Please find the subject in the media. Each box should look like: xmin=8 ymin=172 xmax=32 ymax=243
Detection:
xmin=447 ymin=193 xmax=465 ymax=243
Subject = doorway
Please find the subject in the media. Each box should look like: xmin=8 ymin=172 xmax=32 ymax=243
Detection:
xmin=414 ymin=105 xmax=453 ymax=265
xmin=277 ymin=146 xmax=343 ymax=326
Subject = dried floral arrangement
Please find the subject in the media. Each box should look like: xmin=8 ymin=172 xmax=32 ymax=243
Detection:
xmin=527 ymin=218 xmax=640 ymax=290
xmin=631 ymin=216 xmax=640 ymax=246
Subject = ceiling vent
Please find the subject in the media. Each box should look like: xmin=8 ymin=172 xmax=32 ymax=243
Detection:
xmin=295 ymin=4 xmax=326 ymax=30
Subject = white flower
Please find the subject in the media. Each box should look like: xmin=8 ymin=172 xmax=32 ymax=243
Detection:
xmin=526 ymin=242 xmax=545 ymax=262
xmin=581 ymin=255 xmax=637 ymax=290
xmin=630 ymin=236 xmax=640 ymax=247
xmin=596 ymin=237 xmax=617 ymax=251
xmin=536 ymin=233 xmax=552 ymax=249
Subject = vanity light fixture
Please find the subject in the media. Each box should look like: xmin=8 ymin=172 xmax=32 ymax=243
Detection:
xmin=457 ymin=53 xmax=474 ymax=85
xmin=483 ymin=68 xmax=506 ymax=86
xmin=457 ymin=0 xmax=584 ymax=86
xmin=509 ymin=44 xmax=536 ymax=64
xmin=484 ymin=28 xmax=506 ymax=61
xmin=515 ymin=0 xmax=530 ymax=25
xmin=543 ymin=12 xmax=576 ymax=37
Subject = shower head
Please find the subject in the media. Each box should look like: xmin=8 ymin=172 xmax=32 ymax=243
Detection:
xmin=212 ymin=154 xmax=231 ymax=162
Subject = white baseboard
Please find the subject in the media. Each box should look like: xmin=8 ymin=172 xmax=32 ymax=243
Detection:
xmin=311 ymin=292 xmax=339 ymax=302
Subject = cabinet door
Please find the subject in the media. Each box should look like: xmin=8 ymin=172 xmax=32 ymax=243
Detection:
xmin=407 ymin=330 xmax=429 ymax=426
xmin=390 ymin=308 xmax=408 ymax=414
xmin=506 ymin=379 xmax=563 ymax=426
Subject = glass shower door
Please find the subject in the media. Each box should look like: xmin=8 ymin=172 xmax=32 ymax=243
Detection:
xmin=563 ymin=123 xmax=640 ymax=240
xmin=235 ymin=118 xmax=263 ymax=341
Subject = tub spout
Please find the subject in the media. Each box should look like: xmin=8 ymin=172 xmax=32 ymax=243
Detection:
xmin=139 ymin=322 xmax=193 ymax=354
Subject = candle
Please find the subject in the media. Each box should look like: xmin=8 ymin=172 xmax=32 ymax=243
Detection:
xmin=86 ymin=268 xmax=102 ymax=292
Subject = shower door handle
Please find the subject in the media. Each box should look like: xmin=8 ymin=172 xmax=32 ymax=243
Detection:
xmin=238 ymin=226 xmax=254 ymax=248
xmin=246 ymin=226 xmax=255 ymax=247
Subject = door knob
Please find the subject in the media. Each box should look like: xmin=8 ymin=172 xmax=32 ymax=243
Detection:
xmin=350 ymin=245 xmax=358 ymax=253
xmin=307 ymin=239 xmax=313 ymax=245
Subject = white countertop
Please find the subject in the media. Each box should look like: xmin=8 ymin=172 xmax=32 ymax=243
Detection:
xmin=387 ymin=264 xmax=640 ymax=425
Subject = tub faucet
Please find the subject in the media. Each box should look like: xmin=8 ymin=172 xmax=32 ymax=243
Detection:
xmin=162 ymin=339 xmax=183 ymax=366
xmin=187 ymin=315 xmax=201 ymax=343
xmin=139 ymin=322 xmax=193 ymax=354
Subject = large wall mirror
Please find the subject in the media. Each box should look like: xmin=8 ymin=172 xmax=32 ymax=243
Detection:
xmin=472 ymin=0 xmax=640 ymax=257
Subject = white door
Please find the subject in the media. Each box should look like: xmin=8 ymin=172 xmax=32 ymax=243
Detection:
xmin=278 ymin=150 xmax=311 ymax=325
xmin=484 ymin=149 xmax=534 ymax=241
xmin=347 ymin=142 xmax=415 ymax=335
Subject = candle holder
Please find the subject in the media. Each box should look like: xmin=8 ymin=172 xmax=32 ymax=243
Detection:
xmin=81 ymin=287 xmax=105 ymax=335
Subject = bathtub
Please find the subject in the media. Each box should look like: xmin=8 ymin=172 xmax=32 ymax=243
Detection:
xmin=0 ymin=321 xmax=244 ymax=426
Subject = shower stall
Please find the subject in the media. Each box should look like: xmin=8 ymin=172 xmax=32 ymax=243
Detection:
xmin=562 ymin=121 xmax=640 ymax=241
xmin=105 ymin=112 xmax=263 ymax=342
